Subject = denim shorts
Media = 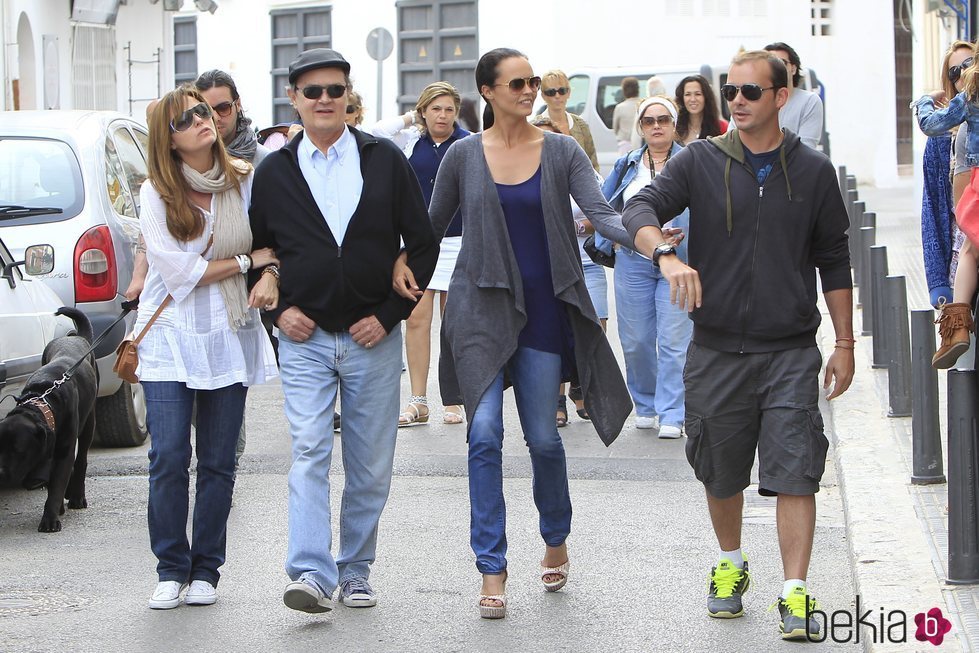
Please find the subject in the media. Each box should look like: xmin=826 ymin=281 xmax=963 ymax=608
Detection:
xmin=682 ymin=342 xmax=828 ymax=498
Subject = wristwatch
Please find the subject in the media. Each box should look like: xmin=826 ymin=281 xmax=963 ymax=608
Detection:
xmin=652 ymin=242 xmax=677 ymax=267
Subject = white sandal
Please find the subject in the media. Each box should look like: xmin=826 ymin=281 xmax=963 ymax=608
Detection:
xmin=398 ymin=395 xmax=429 ymax=427
xmin=478 ymin=593 xmax=507 ymax=619
xmin=478 ymin=571 xmax=507 ymax=619
xmin=541 ymin=559 xmax=570 ymax=592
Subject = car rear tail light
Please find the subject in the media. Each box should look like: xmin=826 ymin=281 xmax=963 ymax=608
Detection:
xmin=74 ymin=225 xmax=117 ymax=302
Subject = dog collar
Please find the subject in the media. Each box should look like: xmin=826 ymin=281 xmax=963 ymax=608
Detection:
xmin=23 ymin=398 xmax=56 ymax=431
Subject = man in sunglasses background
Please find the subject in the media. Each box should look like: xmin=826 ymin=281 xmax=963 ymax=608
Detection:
xmin=623 ymin=49 xmax=853 ymax=642
xmin=195 ymin=69 xmax=270 ymax=166
xmin=762 ymin=42 xmax=824 ymax=150
xmin=249 ymin=48 xmax=438 ymax=614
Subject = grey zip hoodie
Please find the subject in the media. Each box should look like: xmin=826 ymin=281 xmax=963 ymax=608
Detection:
xmin=621 ymin=129 xmax=851 ymax=353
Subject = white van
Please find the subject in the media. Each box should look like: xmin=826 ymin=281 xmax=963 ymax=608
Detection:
xmin=537 ymin=64 xmax=828 ymax=174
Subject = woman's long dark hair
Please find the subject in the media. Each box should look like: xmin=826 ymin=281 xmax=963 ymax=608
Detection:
xmin=476 ymin=48 xmax=526 ymax=129
xmin=674 ymin=75 xmax=723 ymax=141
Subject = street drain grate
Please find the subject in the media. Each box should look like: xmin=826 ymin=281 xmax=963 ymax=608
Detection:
xmin=0 ymin=589 xmax=90 ymax=616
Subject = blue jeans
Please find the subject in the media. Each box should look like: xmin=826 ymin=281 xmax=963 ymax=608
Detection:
xmin=145 ymin=381 xmax=247 ymax=586
xmin=279 ymin=324 xmax=402 ymax=595
xmin=468 ymin=347 xmax=571 ymax=574
xmin=613 ymin=247 xmax=693 ymax=427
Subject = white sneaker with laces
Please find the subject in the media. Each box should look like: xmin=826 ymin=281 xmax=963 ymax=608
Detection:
xmin=658 ymin=424 xmax=683 ymax=439
xmin=149 ymin=581 xmax=186 ymax=610
xmin=184 ymin=580 xmax=217 ymax=606
xmin=636 ymin=415 xmax=659 ymax=430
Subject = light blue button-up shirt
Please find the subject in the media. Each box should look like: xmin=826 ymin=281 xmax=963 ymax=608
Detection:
xmin=297 ymin=126 xmax=363 ymax=245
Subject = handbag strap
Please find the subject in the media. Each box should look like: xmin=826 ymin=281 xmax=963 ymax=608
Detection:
xmin=133 ymin=233 xmax=215 ymax=345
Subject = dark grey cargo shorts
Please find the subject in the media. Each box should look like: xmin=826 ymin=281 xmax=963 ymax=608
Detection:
xmin=682 ymin=342 xmax=828 ymax=499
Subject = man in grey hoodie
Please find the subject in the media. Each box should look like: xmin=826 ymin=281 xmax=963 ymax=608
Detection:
xmin=623 ymin=50 xmax=853 ymax=643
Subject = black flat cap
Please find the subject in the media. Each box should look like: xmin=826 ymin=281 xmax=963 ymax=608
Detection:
xmin=288 ymin=48 xmax=350 ymax=84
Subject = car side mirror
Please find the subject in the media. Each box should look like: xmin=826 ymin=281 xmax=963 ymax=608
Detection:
xmin=24 ymin=244 xmax=55 ymax=276
xmin=2 ymin=244 xmax=55 ymax=288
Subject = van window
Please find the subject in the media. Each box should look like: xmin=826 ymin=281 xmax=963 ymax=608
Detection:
xmin=0 ymin=138 xmax=84 ymax=225
xmin=567 ymin=74 xmax=588 ymax=116
xmin=105 ymin=137 xmax=136 ymax=220
xmin=110 ymin=125 xmax=148 ymax=217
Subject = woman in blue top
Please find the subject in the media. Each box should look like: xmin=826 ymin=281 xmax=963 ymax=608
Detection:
xmin=373 ymin=82 xmax=470 ymax=426
xmin=396 ymin=48 xmax=633 ymax=619
xmin=596 ymin=96 xmax=692 ymax=438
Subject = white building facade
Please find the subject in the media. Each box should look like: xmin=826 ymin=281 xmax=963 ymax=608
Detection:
xmin=1 ymin=0 xmax=969 ymax=186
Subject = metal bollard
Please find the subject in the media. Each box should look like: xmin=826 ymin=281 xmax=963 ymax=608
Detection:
xmin=851 ymin=201 xmax=866 ymax=287
xmin=847 ymin=190 xmax=860 ymax=280
xmin=911 ymin=309 xmax=945 ymax=484
xmin=885 ymin=276 xmax=912 ymax=417
xmin=846 ymin=175 xmax=857 ymax=192
xmin=859 ymin=226 xmax=875 ymax=331
xmin=870 ymin=246 xmax=889 ymax=368
xmin=946 ymin=369 xmax=979 ymax=584
xmin=838 ymin=165 xmax=847 ymax=194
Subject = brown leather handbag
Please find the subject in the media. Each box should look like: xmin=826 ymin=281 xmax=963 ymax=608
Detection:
xmin=113 ymin=235 xmax=213 ymax=384
xmin=112 ymin=297 xmax=171 ymax=384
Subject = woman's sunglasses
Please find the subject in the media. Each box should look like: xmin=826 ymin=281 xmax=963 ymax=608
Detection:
xmin=296 ymin=83 xmax=348 ymax=100
xmin=210 ymin=101 xmax=235 ymax=118
xmin=345 ymin=105 xmax=359 ymax=114
xmin=640 ymin=115 xmax=674 ymax=128
xmin=170 ymin=102 xmax=212 ymax=133
xmin=720 ymin=83 xmax=776 ymax=102
xmin=542 ymin=87 xmax=569 ymax=97
xmin=949 ymin=57 xmax=974 ymax=84
xmin=495 ymin=76 xmax=542 ymax=93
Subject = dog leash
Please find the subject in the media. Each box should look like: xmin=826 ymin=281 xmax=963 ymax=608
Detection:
xmin=12 ymin=299 xmax=140 ymax=406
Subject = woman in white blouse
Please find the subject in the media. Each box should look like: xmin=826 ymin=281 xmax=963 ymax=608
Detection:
xmin=140 ymin=86 xmax=279 ymax=610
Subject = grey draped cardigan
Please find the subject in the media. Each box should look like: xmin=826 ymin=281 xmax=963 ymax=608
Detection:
xmin=429 ymin=132 xmax=634 ymax=446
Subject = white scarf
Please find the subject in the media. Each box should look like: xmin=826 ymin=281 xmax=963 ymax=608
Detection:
xmin=181 ymin=159 xmax=252 ymax=330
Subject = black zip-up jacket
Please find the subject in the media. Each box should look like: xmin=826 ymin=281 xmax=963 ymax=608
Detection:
xmin=249 ymin=126 xmax=438 ymax=333
xmin=622 ymin=129 xmax=851 ymax=353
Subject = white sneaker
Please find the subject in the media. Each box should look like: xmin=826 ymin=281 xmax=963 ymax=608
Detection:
xmin=636 ymin=415 xmax=659 ymax=430
xmin=658 ymin=424 xmax=683 ymax=439
xmin=149 ymin=581 xmax=186 ymax=610
xmin=184 ymin=580 xmax=217 ymax=606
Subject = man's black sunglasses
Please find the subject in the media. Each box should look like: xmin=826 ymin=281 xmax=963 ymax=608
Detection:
xmin=170 ymin=102 xmax=212 ymax=133
xmin=949 ymin=57 xmax=974 ymax=84
xmin=297 ymin=83 xmax=348 ymax=100
xmin=210 ymin=101 xmax=235 ymax=118
xmin=542 ymin=87 xmax=569 ymax=97
xmin=720 ymin=83 xmax=776 ymax=102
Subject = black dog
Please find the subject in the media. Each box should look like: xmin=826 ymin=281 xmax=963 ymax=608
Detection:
xmin=0 ymin=307 xmax=98 ymax=532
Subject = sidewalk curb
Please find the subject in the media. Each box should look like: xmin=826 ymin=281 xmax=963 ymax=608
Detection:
xmin=823 ymin=327 xmax=963 ymax=652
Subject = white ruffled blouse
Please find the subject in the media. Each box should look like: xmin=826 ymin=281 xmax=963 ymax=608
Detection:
xmin=135 ymin=174 xmax=278 ymax=390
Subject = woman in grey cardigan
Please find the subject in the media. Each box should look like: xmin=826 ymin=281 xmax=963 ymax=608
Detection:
xmin=397 ymin=48 xmax=634 ymax=619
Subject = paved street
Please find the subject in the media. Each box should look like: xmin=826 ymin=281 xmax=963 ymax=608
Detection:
xmin=0 ymin=285 xmax=862 ymax=652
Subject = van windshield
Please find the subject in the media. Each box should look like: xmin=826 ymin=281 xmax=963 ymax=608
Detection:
xmin=0 ymin=138 xmax=84 ymax=226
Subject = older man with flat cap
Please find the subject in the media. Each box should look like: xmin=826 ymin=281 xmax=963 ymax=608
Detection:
xmin=249 ymin=48 xmax=438 ymax=613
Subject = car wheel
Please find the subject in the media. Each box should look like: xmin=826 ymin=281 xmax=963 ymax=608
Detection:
xmin=94 ymin=381 xmax=148 ymax=447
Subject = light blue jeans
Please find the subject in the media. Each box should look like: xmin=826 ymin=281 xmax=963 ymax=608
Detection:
xmin=613 ymin=247 xmax=693 ymax=427
xmin=279 ymin=323 xmax=402 ymax=596
xmin=468 ymin=347 xmax=571 ymax=574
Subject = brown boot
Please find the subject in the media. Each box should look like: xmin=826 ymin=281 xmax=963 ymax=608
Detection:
xmin=933 ymin=302 xmax=974 ymax=369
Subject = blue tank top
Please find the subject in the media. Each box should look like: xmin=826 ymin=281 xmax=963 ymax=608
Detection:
xmin=495 ymin=166 xmax=567 ymax=354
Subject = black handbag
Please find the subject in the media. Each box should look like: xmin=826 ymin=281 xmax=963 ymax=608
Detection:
xmin=583 ymin=234 xmax=615 ymax=268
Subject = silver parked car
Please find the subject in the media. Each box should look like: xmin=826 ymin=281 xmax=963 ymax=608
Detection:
xmin=0 ymin=111 xmax=148 ymax=446
xmin=0 ymin=237 xmax=73 ymax=417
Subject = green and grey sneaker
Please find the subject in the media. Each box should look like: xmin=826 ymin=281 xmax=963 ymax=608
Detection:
xmin=706 ymin=555 xmax=750 ymax=618
xmin=771 ymin=587 xmax=820 ymax=640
